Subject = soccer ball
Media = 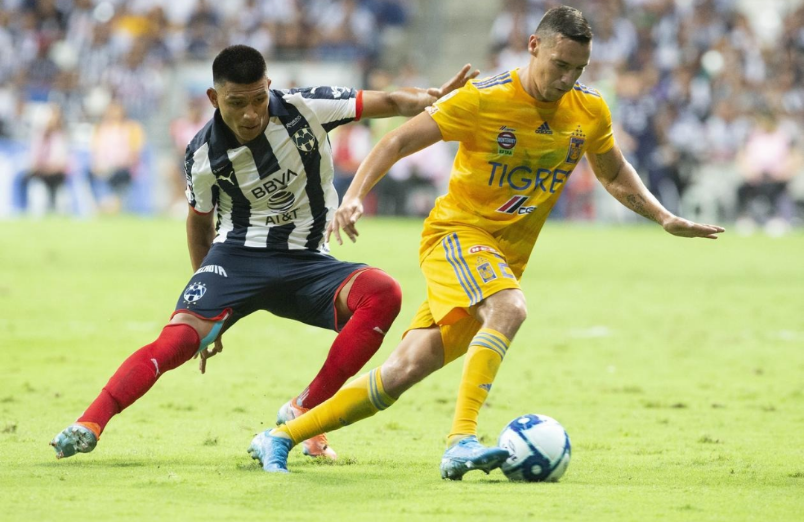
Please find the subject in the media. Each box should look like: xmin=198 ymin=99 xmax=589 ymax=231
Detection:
xmin=497 ymin=414 xmax=571 ymax=482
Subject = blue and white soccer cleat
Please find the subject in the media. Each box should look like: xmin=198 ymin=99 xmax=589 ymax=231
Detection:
xmin=50 ymin=424 xmax=98 ymax=459
xmin=248 ymin=430 xmax=292 ymax=473
xmin=439 ymin=435 xmax=511 ymax=480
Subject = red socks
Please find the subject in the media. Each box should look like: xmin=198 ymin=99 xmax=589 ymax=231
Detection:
xmin=77 ymin=323 xmax=200 ymax=436
xmin=298 ymin=269 xmax=402 ymax=408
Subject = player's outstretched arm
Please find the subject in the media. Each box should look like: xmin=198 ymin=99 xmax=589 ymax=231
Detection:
xmin=588 ymin=145 xmax=725 ymax=239
xmin=327 ymin=113 xmax=444 ymax=245
xmin=360 ymin=64 xmax=479 ymax=119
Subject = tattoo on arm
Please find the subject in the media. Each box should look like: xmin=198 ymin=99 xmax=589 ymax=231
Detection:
xmin=625 ymin=194 xmax=657 ymax=222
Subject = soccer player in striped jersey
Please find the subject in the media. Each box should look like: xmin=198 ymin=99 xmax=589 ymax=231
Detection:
xmin=50 ymin=45 xmax=479 ymax=461
xmin=251 ymin=6 xmax=724 ymax=479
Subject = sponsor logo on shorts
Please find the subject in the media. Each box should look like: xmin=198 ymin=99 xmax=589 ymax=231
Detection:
xmin=183 ymin=282 xmax=207 ymax=305
xmin=469 ymin=245 xmax=499 ymax=255
xmin=194 ymin=265 xmax=228 ymax=277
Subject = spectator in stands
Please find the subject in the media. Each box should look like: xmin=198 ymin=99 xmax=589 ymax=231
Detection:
xmin=25 ymin=104 xmax=70 ymax=215
xmin=88 ymin=102 xmax=145 ymax=214
xmin=168 ymin=96 xmax=210 ymax=216
xmin=735 ymin=110 xmax=802 ymax=235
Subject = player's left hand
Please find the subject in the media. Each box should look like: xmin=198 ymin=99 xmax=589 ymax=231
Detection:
xmin=195 ymin=336 xmax=224 ymax=374
xmin=663 ymin=216 xmax=725 ymax=239
xmin=427 ymin=64 xmax=480 ymax=99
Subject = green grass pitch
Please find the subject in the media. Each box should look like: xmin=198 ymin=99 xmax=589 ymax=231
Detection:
xmin=1 ymin=217 xmax=802 ymax=521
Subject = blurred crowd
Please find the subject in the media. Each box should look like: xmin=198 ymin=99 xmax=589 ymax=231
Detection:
xmin=3 ymin=0 xmax=803 ymax=235
xmin=489 ymin=0 xmax=804 ymax=234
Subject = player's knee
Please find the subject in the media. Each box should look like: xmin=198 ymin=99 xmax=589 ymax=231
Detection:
xmin=383 ymin=348 xmax=439 ymax=394
xmin=149 ymin=323 xmax=201 ymax=373
xmin=480 ymin=290 xmax=528 ymax=329
xmin=170 ymin=312 xmax=214 ymax=339
xmin=503 ymin=298 xmax=528 ymax=328
xmin=351 ymin=269 xmax=402 ymax=326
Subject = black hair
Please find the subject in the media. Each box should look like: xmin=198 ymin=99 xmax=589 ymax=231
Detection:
xmin=534 ymin=6 xmax=593 ymax=44
xmin=212 ymin=45 xmax=267 ymax=86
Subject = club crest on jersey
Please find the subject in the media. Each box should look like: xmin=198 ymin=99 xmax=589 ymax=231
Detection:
xmin=475 ymin=256 xmax=497 ymax=283
xmin=267 ymin=190 xmax=295 ymax=212
xmin=292 ymin=127 xmax=317 ymax=153
xmin=497 ymin=127 xmax=517 ymax=156
xmin=183 ymin=282 xmax=207 ymax=305
xmin=566 ymin=126 xmax=586 ymax=164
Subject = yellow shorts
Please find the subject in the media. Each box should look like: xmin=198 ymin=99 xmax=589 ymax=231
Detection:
xmin=406 ymin=300 xmax=482 ymax=365
xmin=419 ymin=227 xmax=521 ymax=325
xmin=405 ymin=227 xmax=521 ymax=365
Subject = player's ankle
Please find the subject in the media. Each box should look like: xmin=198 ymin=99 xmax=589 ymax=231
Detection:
xmin=269 ymin=428 xmax=292 ymax=440
xmin=76 ymin=421 xmax=102 ymax=439
xmin=447 ymin=433 xmax=473 ymax=447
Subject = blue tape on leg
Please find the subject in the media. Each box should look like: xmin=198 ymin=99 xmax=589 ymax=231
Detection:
xmin=197 ymin=319 xmax=225 ymax=354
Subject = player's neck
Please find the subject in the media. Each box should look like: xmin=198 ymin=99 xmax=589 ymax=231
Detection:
xmin=517 ymin=66 xmax=554 ymax=105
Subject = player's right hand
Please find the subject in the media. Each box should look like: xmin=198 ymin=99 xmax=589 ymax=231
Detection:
xmin=195 ymin=336 xmax=223 ymax=374
xmin=327 ymin=197 xmax=364 ymax=245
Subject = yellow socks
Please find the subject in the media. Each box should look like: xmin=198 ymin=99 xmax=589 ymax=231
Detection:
xmin=274 ymin=367 xmax=396 ymax=445
xmin=447 ymin=328 xmax=510 ymax=446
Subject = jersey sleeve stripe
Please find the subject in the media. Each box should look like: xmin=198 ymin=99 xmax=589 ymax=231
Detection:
xmin=355 ymin=89 xmax=363 ymax=121
xmin=476 ymin=79 xmax=512 ymax=90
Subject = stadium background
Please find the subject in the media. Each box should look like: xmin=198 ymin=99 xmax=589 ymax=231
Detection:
xmin=1 ymin=2 xmax=803 ymax=520
xmin=2 ymin=0 xmax=803 ymax=234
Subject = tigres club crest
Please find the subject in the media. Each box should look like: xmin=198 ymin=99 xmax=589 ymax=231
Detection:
xmin=292 ymin=127 xmax=317 ymax=153
xmin=566 ymin=126 xmax=586 ymax=164
xmin=475 ymin=255 xmax=498 ymax=284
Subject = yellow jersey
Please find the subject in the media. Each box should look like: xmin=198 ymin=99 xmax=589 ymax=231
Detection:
xmin=423 ymin=68 xmax=615 ymax=276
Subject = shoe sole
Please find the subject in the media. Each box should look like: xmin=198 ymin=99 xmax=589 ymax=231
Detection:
xmin=440 ymin=449 xmax=510 ymax=480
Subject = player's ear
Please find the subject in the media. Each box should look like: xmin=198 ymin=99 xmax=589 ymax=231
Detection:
xmin=264 ymin=77 xmax=271 ymax=90
xmin=207 ymin=87 xmax=219 ymax=109
xmin=529 ymin=34 xmax=540 ymax=56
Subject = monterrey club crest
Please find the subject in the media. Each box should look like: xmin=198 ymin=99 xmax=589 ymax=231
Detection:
xmin=183 ymin=282 xmax=207 ymax=305
xmin=292 ymin=127 xmax=317 ymax=153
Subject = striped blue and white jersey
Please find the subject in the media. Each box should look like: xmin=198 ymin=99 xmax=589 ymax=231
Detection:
xmin=184 ymin=86 xmax=363 ymax=252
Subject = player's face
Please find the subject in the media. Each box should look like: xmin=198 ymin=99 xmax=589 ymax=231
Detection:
xmin=528 ymin=34 xmax=590 ymax=102
xmin=207 ymin=78 xmax=271 ymax=144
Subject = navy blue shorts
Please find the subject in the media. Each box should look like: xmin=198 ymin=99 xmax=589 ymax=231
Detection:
xmin=174 ymin=243 xmax=367 ymax=332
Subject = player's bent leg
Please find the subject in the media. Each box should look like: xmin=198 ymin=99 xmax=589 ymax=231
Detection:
xmin=440 ymin=290 xmax=526 ymax=479
xmin=261 ymin=328 xmax=444 ymax=472
xmin=300 ymin=268 xmax=403 ymax=406
xmin=282 ymin=268 xmax=402 ymax=459
xmin=50 ymin=316 xmax=211 ymax=459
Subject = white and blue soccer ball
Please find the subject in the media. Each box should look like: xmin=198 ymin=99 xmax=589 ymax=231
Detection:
xmin=498 ymin=414 xmax=571 ymax=482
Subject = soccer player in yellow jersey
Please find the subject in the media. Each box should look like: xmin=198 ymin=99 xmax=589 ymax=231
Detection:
xmin=249 ymin=5 xmax=724 ymax=478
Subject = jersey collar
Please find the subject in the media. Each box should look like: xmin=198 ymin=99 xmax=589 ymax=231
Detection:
xmin=268 ymin=90 xmax=289 ymax=118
